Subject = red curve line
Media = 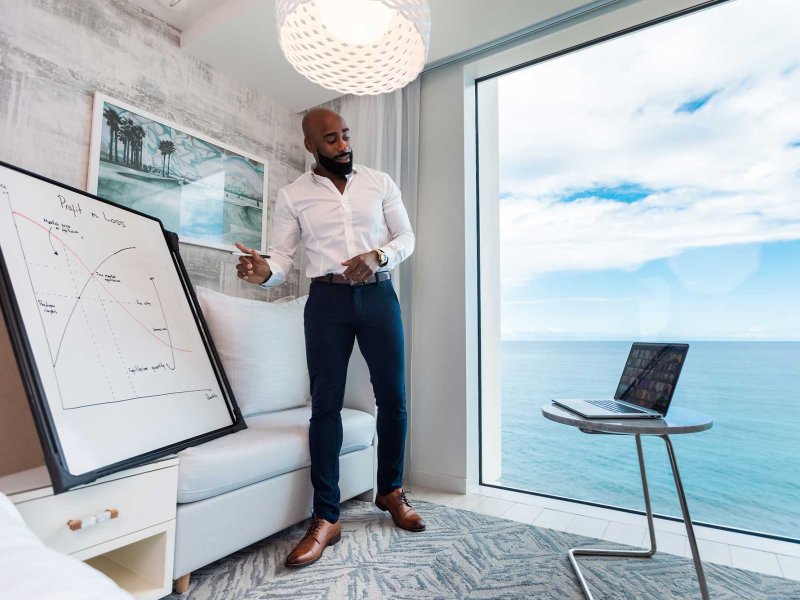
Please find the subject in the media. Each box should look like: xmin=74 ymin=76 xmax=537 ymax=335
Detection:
xmin=13 ymin=211 xmax=191 ymax=353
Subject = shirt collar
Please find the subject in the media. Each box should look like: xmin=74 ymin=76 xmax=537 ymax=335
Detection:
xmin=308 ymin=163 xmax=359 ymax=183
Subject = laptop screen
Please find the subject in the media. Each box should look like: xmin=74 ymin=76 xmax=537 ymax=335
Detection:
xmin=614 ymin=343 xmax=689 ymax=415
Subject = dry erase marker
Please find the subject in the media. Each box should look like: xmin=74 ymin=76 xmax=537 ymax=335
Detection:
xmin=231 ymin=251 xmax=270 ymax=258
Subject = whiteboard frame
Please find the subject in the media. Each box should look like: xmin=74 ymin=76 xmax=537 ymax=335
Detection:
xmin=0 ymin=160 xmax=246 ymax=493
xmin=87 ymin=92 xmax=269 ymax=254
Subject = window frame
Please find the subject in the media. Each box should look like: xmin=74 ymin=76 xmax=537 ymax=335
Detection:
xmin=473 ymin=0 xmax=799 ymax=544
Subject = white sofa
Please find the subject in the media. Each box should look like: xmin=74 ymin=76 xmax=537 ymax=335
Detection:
xmin=172 ymin=288 xmax=377 ymax=589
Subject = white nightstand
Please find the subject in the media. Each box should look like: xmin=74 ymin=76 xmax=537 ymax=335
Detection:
xmin=0 ymin=457 xmax=179 ymax=600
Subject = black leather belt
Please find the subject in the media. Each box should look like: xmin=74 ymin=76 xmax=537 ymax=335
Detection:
xmin=312 ymin=272 xmax=391 ymax=286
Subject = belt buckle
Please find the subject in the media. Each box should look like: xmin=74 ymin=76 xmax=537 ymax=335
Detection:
xmin=350 ymin=279 xmax=365 ymax=286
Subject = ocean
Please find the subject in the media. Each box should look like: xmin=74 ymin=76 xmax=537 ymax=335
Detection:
xmin=495 ymin=341 xmax=800 ymax=540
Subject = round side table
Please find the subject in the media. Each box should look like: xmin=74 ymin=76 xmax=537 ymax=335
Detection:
xmin=541 ymin=403 xmax=713 ymax=600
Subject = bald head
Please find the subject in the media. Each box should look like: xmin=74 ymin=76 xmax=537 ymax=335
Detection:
xmin=302 ymin=107 xmax=346 ymax=139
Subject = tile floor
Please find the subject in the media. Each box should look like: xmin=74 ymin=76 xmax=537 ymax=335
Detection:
xmin=409 ymin=484 xmax=800 ymax=581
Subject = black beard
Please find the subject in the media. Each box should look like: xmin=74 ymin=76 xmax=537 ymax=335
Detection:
xmin=317 ymin=149 xmax=353 ymax=176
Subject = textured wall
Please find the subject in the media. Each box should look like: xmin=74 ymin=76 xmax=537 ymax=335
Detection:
xmin=0 ymin=0 xmax=305 ymax=301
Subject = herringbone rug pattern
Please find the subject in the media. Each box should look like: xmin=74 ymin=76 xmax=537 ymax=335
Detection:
xmin=169 ymin=500 xmax=800 ymax=599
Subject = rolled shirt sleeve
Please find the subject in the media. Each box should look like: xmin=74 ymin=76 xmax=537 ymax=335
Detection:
xmin=260 ymin=190 xmax=300 ymax=288
xmin=380 ymin=177 xmax=415 ymax=270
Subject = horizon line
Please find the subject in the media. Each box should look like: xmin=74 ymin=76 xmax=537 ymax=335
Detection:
xmin=501 ymin=338 xmax=800 ymax=343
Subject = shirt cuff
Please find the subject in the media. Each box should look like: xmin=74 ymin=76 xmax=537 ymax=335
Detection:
xmin=379 ymin=246 xmax=396 ymax=270
xmin=258 ymin=261 xmax=286 ymax=288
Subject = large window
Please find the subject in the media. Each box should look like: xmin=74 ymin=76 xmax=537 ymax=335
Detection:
xmin=477 ymin=0 xmax=800 ymax=540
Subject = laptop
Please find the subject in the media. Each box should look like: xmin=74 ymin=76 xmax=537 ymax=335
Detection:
xmin=552 ymin=342 xmax=689 ymax=419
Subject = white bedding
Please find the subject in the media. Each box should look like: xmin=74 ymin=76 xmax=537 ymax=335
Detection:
xmin=0 ymin=492 xmax=133 ymax=600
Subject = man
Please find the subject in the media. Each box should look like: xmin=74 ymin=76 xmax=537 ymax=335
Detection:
xmin=235 ymin=107 xmax=424 ymax=569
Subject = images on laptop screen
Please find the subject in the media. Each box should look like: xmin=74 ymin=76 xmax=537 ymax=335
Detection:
xmin=614 ymin=343 xmax=689 ymax=414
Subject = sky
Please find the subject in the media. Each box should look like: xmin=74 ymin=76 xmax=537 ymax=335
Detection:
xmin=490 ymin=0 xmax=800 ymax=341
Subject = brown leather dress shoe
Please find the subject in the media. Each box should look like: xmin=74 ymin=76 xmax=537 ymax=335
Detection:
xmin=375 ymin=488 xmax=426 ymax=532
xmin=284 ymin=515 xmax=342 ymax=568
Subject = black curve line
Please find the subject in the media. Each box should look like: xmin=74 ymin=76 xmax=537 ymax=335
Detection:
xmin=63 ymin=388 xmax=213 ymax=410
xmin=48 ymin=227 xmax=58 ymax=255
xmin=53 ymin=246 xmax=136 ymax=366
xmin=3 ymin=192 xmax=201 ymax=414
xmin=150 ymin=277 xmax=176 ymax=371
xmin=13 ymin=209 xmax=191 ymax=353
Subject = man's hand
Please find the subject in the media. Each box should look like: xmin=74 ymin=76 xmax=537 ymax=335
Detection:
xmin=341 ymin=251 xmax=379 ymax=283
xmin=235 ymin=242 xmax=271 ymax=284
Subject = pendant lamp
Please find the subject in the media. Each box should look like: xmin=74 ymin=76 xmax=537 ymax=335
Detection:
xmin=275 ymin=0 xmax=431 ymax=96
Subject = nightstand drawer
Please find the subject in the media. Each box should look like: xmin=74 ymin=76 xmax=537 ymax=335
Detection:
xmin=14 ymin=463 xmax=177 ymax=556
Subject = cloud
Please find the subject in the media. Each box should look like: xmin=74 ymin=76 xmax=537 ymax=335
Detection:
xmin=498 ymin=188 xmax=800 ymax=286
xmin=488 ymin=0 xmax=800 ymax=287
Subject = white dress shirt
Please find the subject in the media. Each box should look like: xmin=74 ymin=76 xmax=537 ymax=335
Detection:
xmin=261 ymin=164 xmax=415 ymax=287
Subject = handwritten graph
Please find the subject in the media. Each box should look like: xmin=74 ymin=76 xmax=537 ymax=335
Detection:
xmin=6 ymin=197 xmax=207 ymax=409
xmin=0 ymin=164 xmax=236 ymax=477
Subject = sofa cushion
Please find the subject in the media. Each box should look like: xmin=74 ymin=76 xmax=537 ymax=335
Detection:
xmin=176 ymin=406 xmax=375 ymax=504
xmin=194 ymin=286 xmax=310 ymax=416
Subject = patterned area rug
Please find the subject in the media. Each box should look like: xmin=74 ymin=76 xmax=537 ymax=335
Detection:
xmin=168 ymin=500 xmax=800 ymax=600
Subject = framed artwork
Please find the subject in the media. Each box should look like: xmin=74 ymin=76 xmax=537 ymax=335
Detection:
xmin=87 ymin=93 xmax=268 ymax=252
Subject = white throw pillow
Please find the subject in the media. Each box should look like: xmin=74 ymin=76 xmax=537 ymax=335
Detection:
xmin=194 ymin=286 xmax=310 ymax=416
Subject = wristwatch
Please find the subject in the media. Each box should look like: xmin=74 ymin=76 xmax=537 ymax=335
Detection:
xmin=376 ymin=248 xmax=389 ymax=267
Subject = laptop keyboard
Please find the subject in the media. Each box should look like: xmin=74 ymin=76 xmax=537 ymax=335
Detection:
xmin=588 ymin=400 xmax=647 ymax=414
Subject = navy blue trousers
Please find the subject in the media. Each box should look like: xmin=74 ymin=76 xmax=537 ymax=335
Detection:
xmin=304 ymin=279 xmax=406 ymax=523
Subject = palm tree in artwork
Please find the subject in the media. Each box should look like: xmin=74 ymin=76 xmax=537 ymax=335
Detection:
xmin=129 ymin=125 xmax=137 ymax=167
xmin=158 ymin=140 xmax=168 ymax=175
xmin=103 ymin=106 xmax=122 ymax=162
xmin=131 ymin=125 xmax=146 ymax=169
xmin=165 ymin=141 xmax=176 ymax=176
xmin=119 ymin=118 xmax=133 ymax=165
xmin=158 ymin=140 xmax=175 ymax=176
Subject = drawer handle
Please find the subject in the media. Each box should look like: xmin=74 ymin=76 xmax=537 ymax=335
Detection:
xmin=67 ymin=508 xmax=119 ymax=531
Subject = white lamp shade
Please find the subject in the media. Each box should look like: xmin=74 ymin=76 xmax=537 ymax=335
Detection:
xmin=276 ymin=0 xmax=431 ymax=96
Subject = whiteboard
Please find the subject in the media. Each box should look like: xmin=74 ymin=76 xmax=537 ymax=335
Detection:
xmin=0 ymin=162 xmax=243 ymax=490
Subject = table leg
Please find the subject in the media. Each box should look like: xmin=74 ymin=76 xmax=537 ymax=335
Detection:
xmin=661 ymin=434 xmax=710 ymax=600
xmin=568 ymin=434 xmax=657 ymax=600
